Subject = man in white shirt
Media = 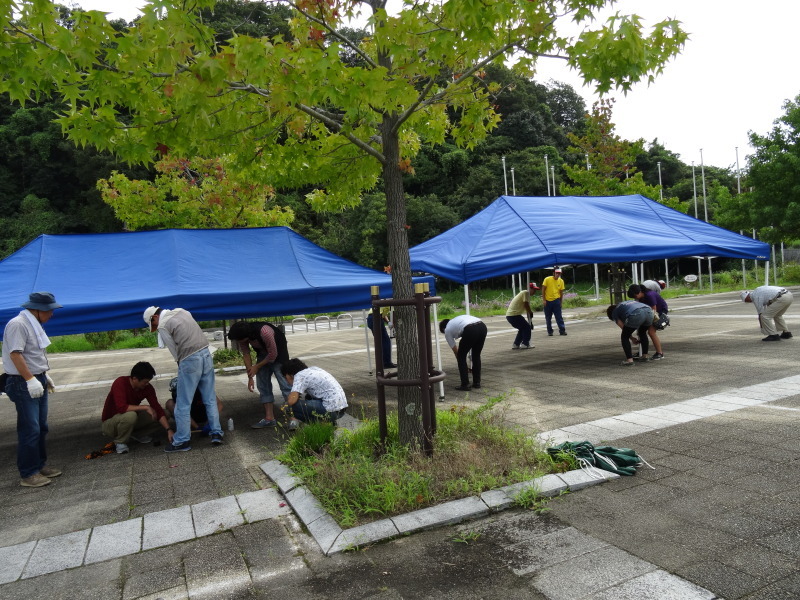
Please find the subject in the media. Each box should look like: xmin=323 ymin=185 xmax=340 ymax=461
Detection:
xmin=741 ymin=287 xmax=793 ymax=341
xmin=440 ymin=315 xmax=488 ymax=391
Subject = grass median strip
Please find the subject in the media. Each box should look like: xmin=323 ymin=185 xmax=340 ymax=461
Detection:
xmin=278 ymin=395 xmax=577 ymax=528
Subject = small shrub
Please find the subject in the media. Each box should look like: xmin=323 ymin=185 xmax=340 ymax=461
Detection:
xmin=84 ymin=330 xmax=119 ymax=350
xmin=562 ymin=292 xmax=589 ymax=308
xmin=212 ymin=347 xmax=243 ymax=367
xmin=782 ymin=263 xmax=800 ymax=283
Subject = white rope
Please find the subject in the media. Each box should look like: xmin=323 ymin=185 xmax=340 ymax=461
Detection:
xmin=577 ymin=457 xmax=607 ymax=480
xmin=637 ymin=453 xmax=656 ymax=470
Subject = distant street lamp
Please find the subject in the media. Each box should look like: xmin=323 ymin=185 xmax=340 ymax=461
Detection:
xmin=510 ymin=167 xmax=516 ymax=195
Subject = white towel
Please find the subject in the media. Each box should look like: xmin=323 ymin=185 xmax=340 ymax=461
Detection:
xmin=22 ymin=310 xmax=51 ymax=349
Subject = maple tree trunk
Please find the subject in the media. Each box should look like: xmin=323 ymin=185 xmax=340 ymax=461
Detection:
xmin=381 ymin=116 xmax=425 ymax=449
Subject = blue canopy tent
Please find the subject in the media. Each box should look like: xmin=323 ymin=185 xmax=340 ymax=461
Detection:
xmin=0 ymin=227 xmax=434 ymax=339
xmin=410 ymin=195 xmax=771 ymax=284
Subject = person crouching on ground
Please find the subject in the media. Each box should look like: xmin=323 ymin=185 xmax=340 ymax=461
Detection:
xmin=101 ymin=361 xmax=172 ymax=454
xmin=280 ymin=358 xmax=348 ymax=430
xmin=165 ymin=377 xmax=224 ymax=436
xmin=607 ymin=301 xmax=652 ymax=366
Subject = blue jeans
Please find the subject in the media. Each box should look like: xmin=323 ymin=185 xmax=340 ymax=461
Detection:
xmin=366 ymin=314 xmax=393 ymax=366
xmin=291 ymin=397 xmax=345 ymax=423
xmin=6 ymin=374 xmax=49 ymax=478
xmin=506 ymin=314 xmax=532 ymax=346
xmin=544 ymin=299 xmax=565 ymax=334
xmin=173 ymin=348 xmax=221 ymax=444
xmin=255 ymin=352 xmax=291 ymax=405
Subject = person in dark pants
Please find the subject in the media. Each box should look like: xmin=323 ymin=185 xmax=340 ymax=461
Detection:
xmin=2 ymin=292 xmax=63 ymax=487
xmin=367 ymin=306 xmax=396 ymax=368
xmin=541 ymin=268 xmax=566 ymax=336
xmin=607 ymin=301 xmax=652 ymax=366
xmin=440 ymin=316 xmax=488 ymax=391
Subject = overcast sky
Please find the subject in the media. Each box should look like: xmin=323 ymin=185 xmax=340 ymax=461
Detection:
xmin=73 ymin=0 xmax=800 ymax=170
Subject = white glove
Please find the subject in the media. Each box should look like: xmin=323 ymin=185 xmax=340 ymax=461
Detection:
xmin=26 ymin=377 xmax=44 ymax=398
xmin=46 ymin=374 xmax=56 ymax=393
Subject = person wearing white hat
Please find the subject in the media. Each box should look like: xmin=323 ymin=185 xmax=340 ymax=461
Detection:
xmin=740 ymin=287 xmax=793 ymax=341
xmin=2 ymin=292 xmax=63 ymax=487
xmin=541 ymin=268 xmax=567 ymax=336
xmin=143 ymin=306 xmax=224 ymax=451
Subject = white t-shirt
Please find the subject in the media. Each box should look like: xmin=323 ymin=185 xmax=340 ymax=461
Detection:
xmin=291 ymin=366 xmax=347 ymax=412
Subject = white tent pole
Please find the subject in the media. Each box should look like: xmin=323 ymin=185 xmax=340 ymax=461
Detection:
xmin=511 ymin=274 xmax=516 ymax=298
xmin=464 ymin=284 xmax=470 ymax=316
xmin=707 ymin=257 xmax=713 ymax=291
xmin=630 ymin=262 xmax=636 ymax=284
xmin=432 ymin=303 xmax=445 ymax=401
xmin=511 ymin=167 xmax=516 ymax=195
xmin=593 ymin=263 xmax=600 ymax=299
xmin=765 ymin=261 xmax=770 ymax=285
xmin=664 ymin=259 xmax=669 ymax=287
xmin=362 ymin=309 xmax=373 ymax=374
xmin=697 ymin=258 xmax=702 ymax=290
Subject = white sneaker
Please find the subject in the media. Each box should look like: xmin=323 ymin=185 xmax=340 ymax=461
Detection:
xmin=511 ymin=344 xmax=520 ymax=350
xmin=288 ymin=419 xmax=301 ymax=431
xmin=520 ymin=343 xmax=534 ymax=349
xmin=115 ymin=442 xmax=129 ymax=454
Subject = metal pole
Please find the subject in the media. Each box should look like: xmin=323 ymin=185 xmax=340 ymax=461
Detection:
xmin=664 ymin=259 xmax=668 ymax=287
xmin=463 ymin=284 xmax=470 ymax=316
xmin=700 ymin=149 xmax=708 ymax=222
xmin=586 ymin=153 xmax=590 ymax=170
xmin=544 ymin=155 xmax=550 ymax=196
xmin=594 ymin=264 xmax=600 ymax=299
xmin=740 ymin=231 xmax=747 ymax=287
xmin=697 ymin=257 xmax=702 ymax=290
xmin=502 ymin=156 xmax=508 ymax=196
xmin=657 ymin=161 xmax=663 ymax=201
xmin=511 ymin=167 xmax=516 ymax=195
xmin=691 ymin=161 xmax=698 ymax=219
xmin=772 ymin=245 xmax=777 ymax=284
xmin=551 ymin=165 xmax=556 ymax=196
xmin=735 ymin=146 xmax=742 ymax=195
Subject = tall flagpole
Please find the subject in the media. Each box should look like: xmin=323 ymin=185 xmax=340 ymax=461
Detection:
xmin=700 ymin=149 xmax=712 ymax=291
xmin=511 ymin=167 xmax=516 ymax=195
xmin=502 ymin=155 xmax=508 ymax=195
xmin=544 ymin=155 xmax=550 ymax=196
xmin=692 ymin=161 xmax=701 ymax=289
xmin=657 ymin=161 xmax=663 ymax=201
xmin=736 ymin=147 xmax=746 ymax=286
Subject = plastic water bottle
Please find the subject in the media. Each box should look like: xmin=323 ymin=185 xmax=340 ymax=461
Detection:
xmin=227 ymin=418 xmax=234 ymax=432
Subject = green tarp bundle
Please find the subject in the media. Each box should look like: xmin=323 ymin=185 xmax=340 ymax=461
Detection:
xmin=548 ymin=441 xmax=645 ymax=476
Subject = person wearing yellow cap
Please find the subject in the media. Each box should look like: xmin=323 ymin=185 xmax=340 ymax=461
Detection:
xmin=541 ymin=268 xmax=567 ymax=336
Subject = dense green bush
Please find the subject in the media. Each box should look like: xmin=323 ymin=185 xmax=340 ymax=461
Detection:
xmin=83 ymin=331 xmax=119 ymax=350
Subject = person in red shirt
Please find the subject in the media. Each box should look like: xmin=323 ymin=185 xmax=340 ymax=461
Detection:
xmin=101 ymin=361 xmax=172 ymax=454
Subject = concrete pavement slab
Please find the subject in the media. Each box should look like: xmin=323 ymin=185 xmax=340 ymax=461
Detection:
xmin=142 ymin=505 xmax=195 ymax=550
xmin=236 ymin=488 xmax=291 ymax=523
xmin=23 ymin=529 xmax=90 ymax=578
xmin=84 ymin=517 xmax=142 ymax=564
xmin=0 ymin=541 xmax=35 ymax=585
xmin=192 ymin=495 xmax=246 ymax=537
xmin=588 ymin=569 xmax=717 ymax=600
